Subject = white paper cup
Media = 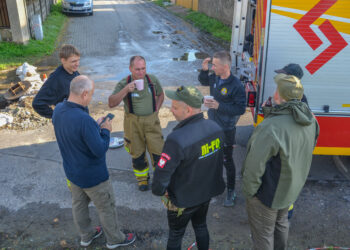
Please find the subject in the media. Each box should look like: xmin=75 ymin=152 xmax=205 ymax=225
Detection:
xmin=204 ymin=95 xmax=214 ymax=101
xmin=135 ymin=79 xmax=144 ymax=90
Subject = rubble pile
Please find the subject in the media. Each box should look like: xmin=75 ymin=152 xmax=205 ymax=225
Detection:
xmin=0 ymin=96 xmax=50 ymax=130
xmin=0 ymin=63 xmax=49 ymax=130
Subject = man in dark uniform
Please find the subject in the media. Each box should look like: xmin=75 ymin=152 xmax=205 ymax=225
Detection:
xmin=152 ymin=86 xmax=225 ymax=250
xmin=198 ymin=51 xmax=246 ymax=207
xmin=32 ymin=44 xmax=80 ymax=118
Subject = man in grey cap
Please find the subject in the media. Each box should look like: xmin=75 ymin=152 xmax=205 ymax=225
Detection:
xmin=152 ymin=86 xmax=225 ymax=250
xmin=275 ymin=63 xmax=308 ymax=105
xmin=242 ymin=73 xmax=319 ymax=250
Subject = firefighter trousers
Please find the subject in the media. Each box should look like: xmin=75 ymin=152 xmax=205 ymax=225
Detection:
xmin=123 ymin=112 xmax=164 ymax=183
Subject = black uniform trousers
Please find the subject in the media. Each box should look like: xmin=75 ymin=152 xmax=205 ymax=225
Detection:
xmin=167 ymin=200 xmax=210 ymax=250
xmin=224 ymin=128 xmax=236 ymax=190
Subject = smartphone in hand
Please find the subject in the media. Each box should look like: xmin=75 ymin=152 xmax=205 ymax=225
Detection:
xmin=99 ymin=113 xmax=115 ymax=126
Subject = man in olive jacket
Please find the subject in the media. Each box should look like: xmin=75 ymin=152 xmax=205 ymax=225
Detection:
xmin=242 ymin=73 xmax=319 ymax=250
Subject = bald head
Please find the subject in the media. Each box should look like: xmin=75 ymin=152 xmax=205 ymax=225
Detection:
xmin=70 ymin=75 xmax=93 ymax=96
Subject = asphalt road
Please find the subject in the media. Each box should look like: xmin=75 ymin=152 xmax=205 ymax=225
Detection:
xmin=0 ymin=0 xmax=349 ymax=249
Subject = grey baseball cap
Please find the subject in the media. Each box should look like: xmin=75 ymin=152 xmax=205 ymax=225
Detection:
xmin=275 ymin=63 xmax=304 ymax=79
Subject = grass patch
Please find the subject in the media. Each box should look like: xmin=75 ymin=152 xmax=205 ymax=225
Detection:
xmin=153 ymin=0 xmax=170 ymax=7
xmin=184 ymin=11 xmax=231 ymax=42
xmin=0 ymin=1 xmax=66 ymax=70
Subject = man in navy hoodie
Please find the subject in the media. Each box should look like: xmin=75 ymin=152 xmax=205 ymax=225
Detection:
xmin=33 ymin=44 xmax=80 ymax=118
xmin=52 ymin=75 xmax=136 ymax=249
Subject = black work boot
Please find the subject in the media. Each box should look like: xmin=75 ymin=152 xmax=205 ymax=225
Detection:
xmin=223 ymin=189 xmax=236 ymax=207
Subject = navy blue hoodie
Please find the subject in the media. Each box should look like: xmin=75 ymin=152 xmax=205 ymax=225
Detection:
xmin=52 ymin=100 xmax=110 ymax=188
xmin=33 ymin=65 xmax=80 ymax=118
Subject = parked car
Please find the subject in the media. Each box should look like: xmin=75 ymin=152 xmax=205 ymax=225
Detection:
xmin=62 ymin=0 xmax=93 ymax=16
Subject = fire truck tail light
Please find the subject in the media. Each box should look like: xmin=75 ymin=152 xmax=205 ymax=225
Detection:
xmin=247 ymin=91 xmax=256 ymax=107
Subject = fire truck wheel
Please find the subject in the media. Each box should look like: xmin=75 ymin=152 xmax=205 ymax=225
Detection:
xmin=333 ymin=156 xmax=350 ymax=181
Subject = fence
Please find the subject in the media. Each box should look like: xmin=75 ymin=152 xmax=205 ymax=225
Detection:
xmin=0 ymin=0 xmax=10 ymax=28
xmin=176 ymin=0 xmax=198 ymax=11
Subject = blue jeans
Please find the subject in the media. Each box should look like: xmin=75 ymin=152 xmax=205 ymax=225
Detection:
xmin=167 ymin=201 xmax=210 ymax=250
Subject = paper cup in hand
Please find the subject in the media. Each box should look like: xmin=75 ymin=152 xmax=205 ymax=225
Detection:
xmin=135 ymin=79 xmax=144 ymax=90
xmin=204 ymin=95 xmax=214 ymax=102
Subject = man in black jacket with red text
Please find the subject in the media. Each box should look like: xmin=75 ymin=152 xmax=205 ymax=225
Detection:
xmin=152 ymin=86 xmax=225 ymax=250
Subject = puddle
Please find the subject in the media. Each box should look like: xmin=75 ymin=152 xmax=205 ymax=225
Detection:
xmin=173 ymin=30 xmax=184 ymax=35
xmin=172 ymin=50 xmax=209 ymax=62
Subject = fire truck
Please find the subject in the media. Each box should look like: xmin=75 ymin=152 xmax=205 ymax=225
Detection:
xmin=230 ymin=0 xmax=350 ymax=177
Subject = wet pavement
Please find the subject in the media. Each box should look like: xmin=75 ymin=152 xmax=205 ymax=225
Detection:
xmin=0 ymin=0 xmax=349 ymax=249
xmin=62 ymin=0 xmax=227 ymax=106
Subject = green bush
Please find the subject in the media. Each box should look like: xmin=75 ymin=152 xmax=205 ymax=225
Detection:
xmin=185 ymin=11 xmax=231 ymax=42
xmin=153 ymin=0 xmax=170 ymax=7
xmin=0 ymin=0 xmax=66 ymax=70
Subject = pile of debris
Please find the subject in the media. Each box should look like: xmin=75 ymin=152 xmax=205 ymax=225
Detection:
xmin=0 ymin=63 xmax=50 ymax=130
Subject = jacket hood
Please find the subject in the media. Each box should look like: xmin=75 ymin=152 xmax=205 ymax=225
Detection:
xmin=262 ymin=100 xmax=314 ymax=126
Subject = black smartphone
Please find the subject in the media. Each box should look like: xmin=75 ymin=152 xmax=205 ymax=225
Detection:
xmin=100 ymin=113 xmax=115 ymax=125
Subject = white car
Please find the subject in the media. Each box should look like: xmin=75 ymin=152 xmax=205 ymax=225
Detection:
xmin=62 ymin=0 xmax=93 ymax=16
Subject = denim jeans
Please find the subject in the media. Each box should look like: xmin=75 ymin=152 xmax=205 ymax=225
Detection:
xmin=166 ymin=200 xmax=210 ymax=250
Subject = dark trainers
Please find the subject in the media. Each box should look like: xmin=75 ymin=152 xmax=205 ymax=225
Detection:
xmin=80 ymin=226 xmax=103 ymax=247
xmin=106 ymin=233 xmax=136 ymax=249
xmin=223 ymin=189 xmax=236 ymax=207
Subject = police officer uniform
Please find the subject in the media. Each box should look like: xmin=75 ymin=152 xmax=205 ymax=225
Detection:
xmin=152 ymin=86 xmax=225 ymax=250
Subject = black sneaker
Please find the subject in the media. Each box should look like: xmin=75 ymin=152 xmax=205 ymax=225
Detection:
xmin=80 ymin=226 xmax=103 ymax=247
xmin=106 ymin=233 xmax=136 ymax=249
xmin=223 ymin=189 xmax=236 ymax=207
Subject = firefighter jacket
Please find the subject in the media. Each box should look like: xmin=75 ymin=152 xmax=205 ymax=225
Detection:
xmin=198 ymin=70 xmax=246 ymax=131
xmin=242 ymin=101 xmax=320 ymax=209
xmin=152 ymin=113 xmax=226 ymax=208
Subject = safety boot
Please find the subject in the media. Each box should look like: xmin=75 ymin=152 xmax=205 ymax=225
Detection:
xmin=137 ymin=175 xmax=149 ymax=191
xmin=223 ymin=189 xmax=236 ymax=207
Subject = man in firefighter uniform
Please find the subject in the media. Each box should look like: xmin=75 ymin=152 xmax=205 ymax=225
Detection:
xmin=152 ymin=86 xmax=225 ymax=250
xmin=108 ymin=56 xmax=164 ymax=191
xmin=198 ymin=51 xmax=246 ymax=207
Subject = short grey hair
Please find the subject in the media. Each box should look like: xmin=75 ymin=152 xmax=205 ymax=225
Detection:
xmin=70 ymin=75 xmax=93 ymax=95
xmin=213 ymin=51 xmax=232 ymax=67
xmin=130 ymin=55 xmax=146 ymax=67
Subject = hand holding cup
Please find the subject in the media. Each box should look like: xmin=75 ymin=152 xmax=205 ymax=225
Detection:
xmin=135 ymin=79 xmax=144 ymax=91
xmin=204 ymin=96 xmax=219 ymax=109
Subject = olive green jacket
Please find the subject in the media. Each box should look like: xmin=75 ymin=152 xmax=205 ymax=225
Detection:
xmin=242 ymin=101 xmax=319 ymax=209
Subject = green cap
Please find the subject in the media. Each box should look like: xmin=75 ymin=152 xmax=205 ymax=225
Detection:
xmin=274 ymin=73 xmax=304 ymax=101
xmin=165 ymin=86 xmax=203 ymax=108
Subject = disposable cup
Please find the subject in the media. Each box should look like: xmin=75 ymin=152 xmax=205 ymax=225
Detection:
xmin=135 ymin=79 xmax=144 ymax=91
xmin=204 ymin=95 xmax=214 ymax=101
